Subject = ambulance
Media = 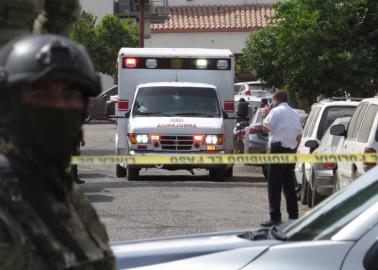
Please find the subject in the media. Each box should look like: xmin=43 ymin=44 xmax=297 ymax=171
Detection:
xmin=113 ymin=48 xmax=235 ymax=180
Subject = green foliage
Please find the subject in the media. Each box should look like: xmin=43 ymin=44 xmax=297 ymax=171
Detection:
xmin=70 ymin=11 xmax=138 ymax=77
xmin=242 ymin=0 xmax=378 ymax=104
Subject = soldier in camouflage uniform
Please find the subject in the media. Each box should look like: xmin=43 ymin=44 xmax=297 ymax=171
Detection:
xmin=0 ymin=35 xmax=116 ymax=269
xmin=0 ymin=0 xmax=80 ymax=46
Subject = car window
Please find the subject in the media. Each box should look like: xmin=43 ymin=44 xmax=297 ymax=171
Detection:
xmin=348 ymin=103 xmax=368 ymax=139
xmin=318 ymin=127 xmax=332 ymax=149
xmin=99 ymin=86 xmax=118 ymax=98
xmin=357 ymin=104 xmax=378 ymax=143
xmin=109 ymin=86 xmax=118 ymax=96
xmin=303 ymin=106 xmax=320 ymax=137
xmin=283 ymin=171 xmax=378 ymax=241
xmin=317 ymin=106 xmax=356 ymax=140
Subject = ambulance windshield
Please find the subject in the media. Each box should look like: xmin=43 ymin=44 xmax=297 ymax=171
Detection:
xmin=132 ymin=86 xmax=221 ymax=118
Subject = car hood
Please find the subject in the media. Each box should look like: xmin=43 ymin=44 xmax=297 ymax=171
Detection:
xmin=111 ymin=229 xmax=280 ymax=270
xmin=129 ymin=117 xmax=223 ymax=134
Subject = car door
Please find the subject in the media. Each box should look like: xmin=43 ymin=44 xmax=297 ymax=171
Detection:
xmin=355 ymin=104 xmax=378 ymax=177
xmin=295 ymin=106 xmax=321 ymax=184
xmin=339 ymin=103 xmax=368 ymax=185
xmin=341 ymin=224 xmax=378 ymax=270
xmin=92 ymin=86 xmax=118 ymax=119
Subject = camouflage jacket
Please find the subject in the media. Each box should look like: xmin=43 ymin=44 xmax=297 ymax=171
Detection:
xmin=0 ymin=0 xmax=80 ymax=46
xmin=0 ymin=156 xmax=116 ymax=270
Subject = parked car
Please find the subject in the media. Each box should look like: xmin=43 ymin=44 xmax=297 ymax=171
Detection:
xmin=112 ymin=166 xmax=378 ymax=270
xmin=331 ymin=97 xmax=378 ymax=190
xmin=234 ymin=80 xmax=272 ymax=96
xmin=86 ymin=85 xmax=118 ymax=122
xmin=305 ymin=117 xmax=351 ymax=207
xmin=244 ymin=108 xmax=307 ymax=178
xmin=295 ymin=97 xmax=360 ymax=205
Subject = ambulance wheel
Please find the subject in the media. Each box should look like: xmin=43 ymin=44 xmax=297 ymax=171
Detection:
xmin=127 ymin=167 xmax=139 ymax=181
xmin=225 ymin=166 xmax=233 ymax=178
xmin=116 ymin=164 xmax=127 ymax=178
xmin=209 ymin=168 xmax=226 ymax=181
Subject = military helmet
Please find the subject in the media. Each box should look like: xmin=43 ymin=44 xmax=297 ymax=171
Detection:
xmin=0 ymin=34 xmax=101 ymax=97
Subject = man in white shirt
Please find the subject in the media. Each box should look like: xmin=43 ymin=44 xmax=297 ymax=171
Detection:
xmin=261 ymin=91 xmax=303 ymax=227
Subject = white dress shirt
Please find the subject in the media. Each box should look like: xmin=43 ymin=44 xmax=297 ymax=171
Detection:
xmin=263 ymin=102 xmax=303 ymax=150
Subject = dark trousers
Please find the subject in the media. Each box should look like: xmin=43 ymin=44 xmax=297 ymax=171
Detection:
xmin=267 ymin=142 xmax=298 ymax=222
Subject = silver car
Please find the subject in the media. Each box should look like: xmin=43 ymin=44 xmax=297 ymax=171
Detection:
xmin=112 ymin=166 xmax=378 ymax=270
xmin=305 ymin=117 xmax=351 ymax=208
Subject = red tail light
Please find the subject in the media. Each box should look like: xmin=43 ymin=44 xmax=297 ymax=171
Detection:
xmin=117 ymin=99 xmax=129 ymax=111
xmin=224 ymin=101 xmax=234 ymax=113
xmin=323 ymin=162 xmax=336 ymax=170
xmin=363 ymin=148 xmax=377 ymax=171
xmin=249 ymin=127 xmax=263 ymax=134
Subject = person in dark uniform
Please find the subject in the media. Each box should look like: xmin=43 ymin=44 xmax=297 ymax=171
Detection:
xmin=0 ymin=35 xmax=115 ymax=269
xmin=261 ymin=91 xmax=303 ymax=227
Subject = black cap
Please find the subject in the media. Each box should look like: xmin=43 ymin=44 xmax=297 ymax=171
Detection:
xmin=0 ymin=34 xmax=101 ymax=97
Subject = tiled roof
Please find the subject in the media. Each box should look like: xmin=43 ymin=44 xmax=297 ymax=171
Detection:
xmin=151 ymin=5 xmax=275 ymax=33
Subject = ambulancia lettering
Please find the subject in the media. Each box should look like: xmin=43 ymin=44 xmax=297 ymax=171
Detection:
xmin=157 ymin=123 xmax=197 ymax=128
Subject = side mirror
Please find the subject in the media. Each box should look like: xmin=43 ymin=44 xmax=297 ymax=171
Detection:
xmin=236 ymin=102 xmax=249 ymax=120
xmin=305 ymin=140 xmax=319 ymax=149
xmin=364 ymin=241 xmax=378 ymax=270
xmin=330 ymin=124 xmax=347 ymax=137
xmin=106 ymin=101 xmax=116 ymax=117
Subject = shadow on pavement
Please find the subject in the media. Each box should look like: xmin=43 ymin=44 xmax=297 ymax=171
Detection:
xmin=80 ymin=177 xmax=267 ymax=190
xmin=85 ymin=194 xmax=114 ymax=203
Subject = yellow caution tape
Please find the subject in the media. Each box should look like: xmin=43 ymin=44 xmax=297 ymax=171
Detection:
xmin=71 ymin=153 xmax=378 ymax=165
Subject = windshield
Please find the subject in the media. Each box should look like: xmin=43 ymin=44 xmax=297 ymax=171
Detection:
xmin=132 ymin=86 xmax=221 ymax=118
xmin=282 ymin=168 xmax=378 ymax=240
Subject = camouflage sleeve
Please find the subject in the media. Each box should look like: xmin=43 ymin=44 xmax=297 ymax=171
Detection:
xmin=0 ymin=212 xmax=25 ymax=270
xmin=33 ymin=0 xmax=80 ymax=36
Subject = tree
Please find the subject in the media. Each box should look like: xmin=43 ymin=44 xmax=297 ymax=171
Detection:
xmin=70 ymin=11 xmax=138 ymax=77
xmin=242 ymin=0 xmax=378 ymax=104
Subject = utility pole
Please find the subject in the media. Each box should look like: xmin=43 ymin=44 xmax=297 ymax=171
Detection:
xmin=139 ymin=0 xmax=145 ymax=48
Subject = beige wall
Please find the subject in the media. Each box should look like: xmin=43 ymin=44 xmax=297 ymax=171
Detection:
xmin=166 ymin=0 xmax=278 ymax=6
xmin=145 ymin=32 xmax=250 ymax=54
xmin=80 ymin=0 xmax=113 ymax=19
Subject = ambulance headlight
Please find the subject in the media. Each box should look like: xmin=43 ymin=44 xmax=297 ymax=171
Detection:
xmin=217 ymin=60 xmax=229 ymax=70
xmin=196 ymin=59 xmax=208 ymax=69
xmin=136 ymin=134 xmax=149 ymax=144
xmin=205 ymin=135 xmax=218 ymax=145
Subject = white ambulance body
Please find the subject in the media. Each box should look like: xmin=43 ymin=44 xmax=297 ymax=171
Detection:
xmin=115 ymin=48 xmax=235 ymax=179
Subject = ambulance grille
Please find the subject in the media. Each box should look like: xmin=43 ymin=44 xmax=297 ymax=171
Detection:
xmin=160 ymin=135 xmax=194 ymax=151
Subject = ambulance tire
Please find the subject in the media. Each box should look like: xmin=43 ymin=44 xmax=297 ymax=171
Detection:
xmin=116 ymin=164 xmax=127 ymax=178
xmin=209 ymin=168 xmax=226 ymax=182
xmin=225 ymin=166 xmax=233 ymax=178
xmin=127 ymin=166 xmax=140 ymax=181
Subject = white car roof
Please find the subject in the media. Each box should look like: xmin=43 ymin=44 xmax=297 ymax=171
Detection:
xmin=137 ymin=82 xmax=217 ymax=89
xmin=119 ymin=48 xmax=233 ymax=58
xmin=234 ymin=80 xmax=265 ymax=86
xmin=361 ymin=96 xmax=378 ymax=105
xmin=314 ymin=100 xmax=361 ymax=107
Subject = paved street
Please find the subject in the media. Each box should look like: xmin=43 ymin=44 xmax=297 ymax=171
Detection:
xmin=80 ymin=123 xmax=306 ymax=242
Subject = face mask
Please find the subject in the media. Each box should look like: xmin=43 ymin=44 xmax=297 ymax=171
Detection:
xmin=17 ymin=105 xmax=84 ymax=165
